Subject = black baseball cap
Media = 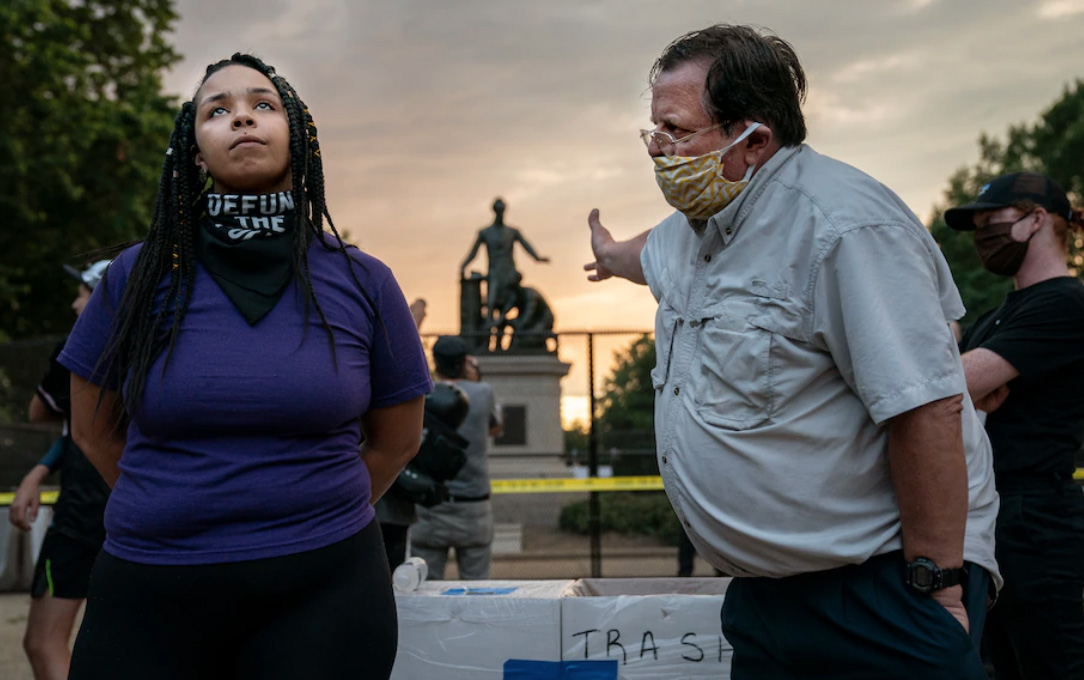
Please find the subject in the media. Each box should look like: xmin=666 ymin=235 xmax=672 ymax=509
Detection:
xmin=945 ymin=172 xmax=1073 ymax=231
xmin=432 ymin=336 xmax=469 ymax=362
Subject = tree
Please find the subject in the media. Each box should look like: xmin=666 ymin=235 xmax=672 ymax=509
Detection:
xmin=0 ymin=0 xmax=180 ymax=339
xmin=596 ymin=334 xmax=657 ymax=474
xmin=929 ymin=80 xmax=1084 ymax=326
xmin=559 ymin=335 xmax=677 ymax=543
xmin=563 ymin=420 xmax=589 ymax=462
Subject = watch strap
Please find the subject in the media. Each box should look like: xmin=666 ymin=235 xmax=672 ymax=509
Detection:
xmin=939 ymin=566 xmax=965 ymax=589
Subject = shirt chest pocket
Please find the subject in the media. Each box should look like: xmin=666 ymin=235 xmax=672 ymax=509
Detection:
xmin=649 ymin=296 xmax=680 ymax=391
xmin=694 ymin=314 xmax=775 ymax=431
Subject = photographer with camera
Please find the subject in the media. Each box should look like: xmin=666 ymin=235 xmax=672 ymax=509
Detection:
xmin=410 ymin=337 xmax=501 ymax=580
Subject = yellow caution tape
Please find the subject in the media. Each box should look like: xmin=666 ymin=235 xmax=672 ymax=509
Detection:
xmin=0 ymin=490 xmax=59 ymax=506
xmin=0 ymin=480 xmax=664 ymax=506
xmin=491 ymin=476 xmax=664 ymax=494
xmin=5 ymin=471 xmax=1083 ymax=505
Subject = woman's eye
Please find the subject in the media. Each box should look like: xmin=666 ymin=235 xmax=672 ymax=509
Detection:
xmin=210 ymin=107 xmax=227 ymax=117
xmin=256 ymin=101 xmax=273 ymax=110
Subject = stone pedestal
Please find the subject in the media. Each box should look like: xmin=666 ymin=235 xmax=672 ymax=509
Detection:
xmin=475 ymin=353 xmax=571 ymax=480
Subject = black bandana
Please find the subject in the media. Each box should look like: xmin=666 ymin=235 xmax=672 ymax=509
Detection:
xmin=196 ymin=192 xmax=300 ymax=325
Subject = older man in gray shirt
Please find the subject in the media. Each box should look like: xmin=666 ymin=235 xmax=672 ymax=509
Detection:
xmin=585 ymin=24 xmax=999 ymax=679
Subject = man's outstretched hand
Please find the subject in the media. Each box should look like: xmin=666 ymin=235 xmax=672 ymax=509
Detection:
xmin=584 ymin=209 xmax=615 ymax=282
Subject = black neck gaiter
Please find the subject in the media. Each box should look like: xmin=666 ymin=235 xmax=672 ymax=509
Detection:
xmin=196 ymin=191 xmax=300 ymax=325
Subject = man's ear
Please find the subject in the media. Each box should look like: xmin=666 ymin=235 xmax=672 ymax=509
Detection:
xmin=743 ymin=122 xmax=773 ymax=164
xmin=1031 ymin=207 xmax=1051 ymax=237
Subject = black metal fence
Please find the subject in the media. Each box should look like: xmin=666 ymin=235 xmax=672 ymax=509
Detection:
xmin=416 ymin=330 xmax=689 ymax=579
xmin=0 ymin=331 xmax=703 ymax=580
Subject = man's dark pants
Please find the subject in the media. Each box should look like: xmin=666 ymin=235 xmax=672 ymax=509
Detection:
xmin=983 ymin=480 xmax=1084 ymax=680
xmin=721 ymin=551 xmax=990 ymax=679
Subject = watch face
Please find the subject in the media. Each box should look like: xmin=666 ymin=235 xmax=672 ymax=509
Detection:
xmin=913 ymin=565 xmax=933 ymax=588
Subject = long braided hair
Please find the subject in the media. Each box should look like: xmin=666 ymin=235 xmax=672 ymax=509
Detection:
xmin=98 ymin=53 xmax=376 ymax=415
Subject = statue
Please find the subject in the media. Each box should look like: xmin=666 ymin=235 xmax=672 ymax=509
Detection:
xmin=494 ymin=275 xmax=555 ymax=352
xmin=459 ymin=272 xmax=488 ymax=353
xmin=460 ymin=198 xmax=550 ymax=329
xmin=459 ymin=198 xmax=555 ymax=353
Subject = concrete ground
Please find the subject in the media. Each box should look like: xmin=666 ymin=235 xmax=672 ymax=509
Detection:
xmin=0 ymin=593 xmax=84 ymax=680
xmin=1 ymin=594 xmax=34 ymax=680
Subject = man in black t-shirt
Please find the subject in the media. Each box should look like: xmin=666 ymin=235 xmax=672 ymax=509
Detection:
xmin=8 ymin=260 xmax=111 ymax=680
xmin=946 ymin=173 xmax=1084 ymax=680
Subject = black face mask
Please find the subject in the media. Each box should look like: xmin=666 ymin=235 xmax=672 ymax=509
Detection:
xmin=974 ymin=213 xmax=1036 ymax=277
xmin=195 ymin=192 xmax=301 ymax=324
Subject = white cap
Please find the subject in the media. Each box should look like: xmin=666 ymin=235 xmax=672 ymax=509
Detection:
xmin=64 ymin=259 xmax=112 ymax=291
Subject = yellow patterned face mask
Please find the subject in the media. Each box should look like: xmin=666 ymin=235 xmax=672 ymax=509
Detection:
xmin=653 ymin=122 xmax=761 ymax=220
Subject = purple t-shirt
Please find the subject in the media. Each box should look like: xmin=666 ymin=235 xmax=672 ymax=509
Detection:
xmin=59 ymin=235 xmax=431 ymax=565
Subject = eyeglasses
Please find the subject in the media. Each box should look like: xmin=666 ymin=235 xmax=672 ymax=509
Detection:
xmin=639 ymin=123 xmax=725 ymax=157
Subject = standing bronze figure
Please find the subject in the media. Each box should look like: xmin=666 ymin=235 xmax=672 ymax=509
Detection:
xmin=459 ymin=198 xmax=555 ymax=352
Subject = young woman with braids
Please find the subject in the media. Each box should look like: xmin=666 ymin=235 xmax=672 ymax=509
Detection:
xmin=58 ymin=54 xmax=431 ymax=679
xmin=946 ymin=172 xmax=1084 ymax=680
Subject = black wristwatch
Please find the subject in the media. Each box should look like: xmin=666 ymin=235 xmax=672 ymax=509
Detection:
xmin=905 ymin=557 xmax=966 ymax=594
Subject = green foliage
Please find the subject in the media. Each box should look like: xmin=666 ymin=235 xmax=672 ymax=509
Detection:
xmin=930 ymin=79 xmax=1084 ymax=326
xmin=559 ymin=336 xmax=668 ymax=538
xmin=558 ymin=492 xmax=682 ymax=545
xmin=564 ymin=420 xmax=589 ymax=454
xmin=597 ymin=334 xmax=656 ymax=453
xmin=562 ymin=335 xmax=659 ymax=474
xmin=0 ymin=0 xmax=180 ymax=337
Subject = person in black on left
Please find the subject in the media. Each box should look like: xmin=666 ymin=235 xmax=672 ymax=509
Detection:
xmin=8 ymin=260 xmax=112 ymax=680
xmin=946 ymin=172 xmax=1084 ymax=680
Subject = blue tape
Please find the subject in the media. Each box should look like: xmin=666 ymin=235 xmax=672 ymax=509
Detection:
xmin=442 ymin=586 xmax=520 ymax=596
xmin=503 ymin=659 xmax=618 ymax=679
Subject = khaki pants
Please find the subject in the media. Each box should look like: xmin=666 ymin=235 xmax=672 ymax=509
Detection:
xmin=410 ymin=500 xmax=493 ymax=580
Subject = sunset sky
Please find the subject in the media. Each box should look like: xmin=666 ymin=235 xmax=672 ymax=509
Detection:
xmin=164 ymin=0 xmax=1084 ymax=421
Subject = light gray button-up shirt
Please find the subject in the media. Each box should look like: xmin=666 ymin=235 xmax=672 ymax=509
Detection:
xmin=642 ymin=145 xmax=999 ymax=584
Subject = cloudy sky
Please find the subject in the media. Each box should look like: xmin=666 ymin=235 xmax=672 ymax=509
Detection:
xmin=165 ymin=0 xmax=1084 ymax=343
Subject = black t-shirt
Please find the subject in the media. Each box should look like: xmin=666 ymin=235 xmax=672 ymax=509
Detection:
xmin=960 ymin=277 xmax=1084 ymax=476
xmin=37 ymin=337 xmax=109 ymax=548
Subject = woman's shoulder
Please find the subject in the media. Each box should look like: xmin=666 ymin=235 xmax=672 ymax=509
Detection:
xmin=98 ymin=242 xmax=145 ymax=289
xmin=312 ymin=231 xmax=394 ymax=285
